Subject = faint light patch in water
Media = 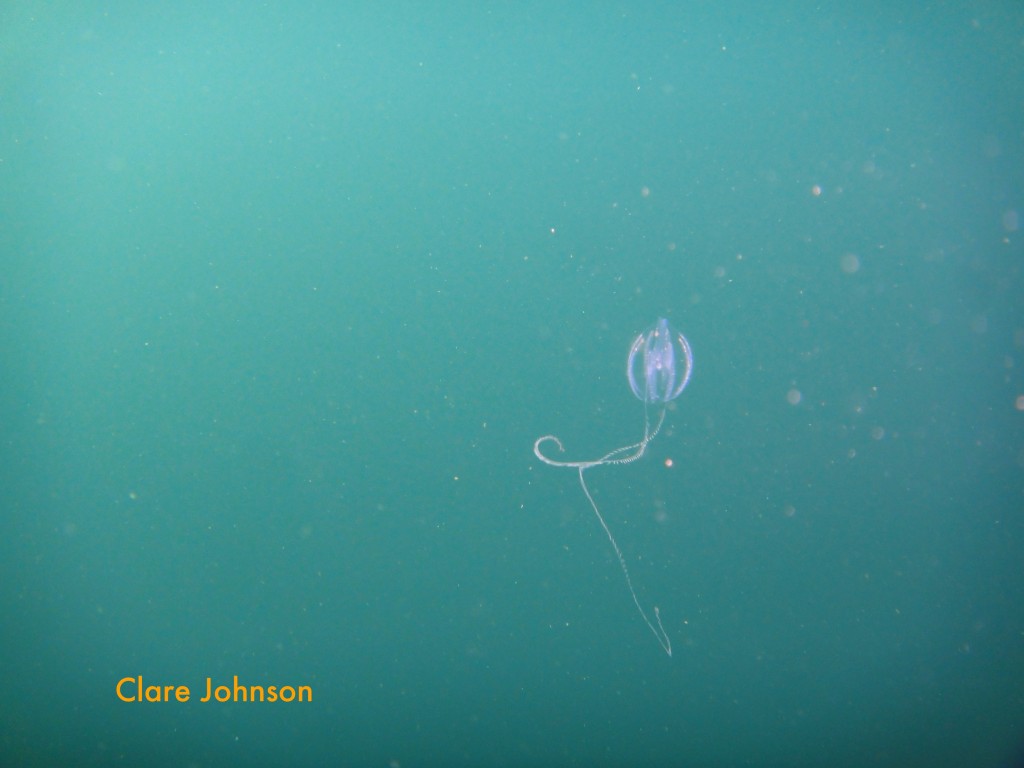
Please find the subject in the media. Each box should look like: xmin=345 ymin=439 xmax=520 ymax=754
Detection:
xmin=840 ymin=252 xmax=860 ymax=274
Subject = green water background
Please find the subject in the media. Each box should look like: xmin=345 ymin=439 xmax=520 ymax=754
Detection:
xmin=2 ymin=3 xmax=1023 ymax=766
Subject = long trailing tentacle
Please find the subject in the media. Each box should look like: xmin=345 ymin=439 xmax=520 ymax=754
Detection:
xmin=533 ymin=406 xmax=672 ymax=657
xmin=575 ymin=466 xmax=672 ymax=657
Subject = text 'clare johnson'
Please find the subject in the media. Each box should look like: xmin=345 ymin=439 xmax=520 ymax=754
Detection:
xmin=116 ymin=675 xmax=312 ymax=703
